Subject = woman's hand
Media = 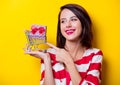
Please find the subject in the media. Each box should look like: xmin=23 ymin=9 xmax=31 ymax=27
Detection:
xmin=46 ymin=43 xmax=73 ymax=64
xmin=24 ymin=44 xmax=49 ymax=60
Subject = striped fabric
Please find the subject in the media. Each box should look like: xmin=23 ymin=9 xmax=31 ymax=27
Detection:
xmin=40 ymin=48 xmax=103 ymax=85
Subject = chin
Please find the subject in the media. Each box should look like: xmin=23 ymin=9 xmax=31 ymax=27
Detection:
xmin=66 ymin=38 xmax=76 ymax=41
xmin=66 ymin=36 xmax=80 ymax=41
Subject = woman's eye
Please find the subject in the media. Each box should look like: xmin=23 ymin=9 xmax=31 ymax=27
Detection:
xmin=71 ymin=18 xmax=78 ymax=21
xmin=61 ymin=20 xmax=65 ymax=23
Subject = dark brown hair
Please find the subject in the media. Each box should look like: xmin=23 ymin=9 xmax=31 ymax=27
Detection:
xmin=57 ymin=4 xmax=93 ymax=48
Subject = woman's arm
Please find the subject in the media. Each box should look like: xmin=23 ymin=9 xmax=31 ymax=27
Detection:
xmin=65 ymin=58 xmax=82 ymax=85
xmin=43 ymin=53 xmax=55 ymax=85
xmin=24 ymin=47 xmax=55 ymax=85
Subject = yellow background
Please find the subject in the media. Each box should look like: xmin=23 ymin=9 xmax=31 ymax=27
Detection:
xmin=0 ymin=0 xmax=120 ymax=85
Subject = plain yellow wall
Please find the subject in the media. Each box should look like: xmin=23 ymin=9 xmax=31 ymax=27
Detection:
xmin=0 ymin=0 xmax=120 ymax=85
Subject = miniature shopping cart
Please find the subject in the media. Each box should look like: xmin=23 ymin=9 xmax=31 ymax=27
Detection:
xmin=25 ymin=25 xmax=47 ymax=51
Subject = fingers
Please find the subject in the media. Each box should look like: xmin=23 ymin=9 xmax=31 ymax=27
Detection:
xmin=25 ymin=51 xmax=35 ymax=54
xmin=25 ymin=51 xmax=44 ymax=59
xmin=46 ymin=42 xmax=59 ymax=50
xmin=25 ymin=50 xmax=42 ymax=56
xmin=25 ymin=51 xmax=38 ymax=54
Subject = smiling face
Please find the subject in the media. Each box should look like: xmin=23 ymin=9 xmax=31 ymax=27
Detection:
xmin=60 ymin=8 xmax=82 ymax=41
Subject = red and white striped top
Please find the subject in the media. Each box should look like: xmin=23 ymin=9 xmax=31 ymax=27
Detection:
xmin=40 ymin=48 xmax=103 ymax=85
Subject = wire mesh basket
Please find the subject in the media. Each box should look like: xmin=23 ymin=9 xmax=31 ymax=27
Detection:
xmin=25 ymin=25 xmax=47 ymax=51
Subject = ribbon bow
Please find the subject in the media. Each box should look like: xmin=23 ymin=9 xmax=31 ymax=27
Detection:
xmin=31 ymin=25 xmax=45 ymax=34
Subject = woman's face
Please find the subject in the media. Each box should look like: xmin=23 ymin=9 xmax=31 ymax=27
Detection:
xmin=60 ymin=8 xmax=82 ymax=41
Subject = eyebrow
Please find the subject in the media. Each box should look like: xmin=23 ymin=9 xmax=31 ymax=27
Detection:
xmin=71 ymin=16 xmax=77 ymax=18
xmin=60 ymin=16 xmax=77 ymax=20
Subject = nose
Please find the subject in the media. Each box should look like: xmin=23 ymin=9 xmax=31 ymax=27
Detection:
xmin=66 ymin=21 xmax=72 ymax=28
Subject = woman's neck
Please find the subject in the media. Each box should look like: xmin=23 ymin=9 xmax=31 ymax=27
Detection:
xmin=65 ymin=40 xmax=85 ymax=61
xmin=65 ymin=40 xmax=82 ymax=51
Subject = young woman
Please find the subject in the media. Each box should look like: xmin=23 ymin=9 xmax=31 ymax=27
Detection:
xmin=25 ymin=4 xmax=103 ymax=85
